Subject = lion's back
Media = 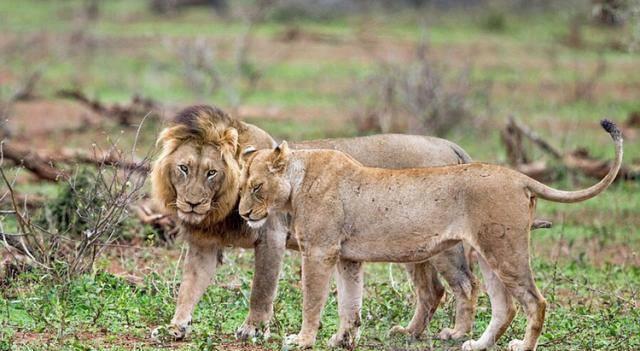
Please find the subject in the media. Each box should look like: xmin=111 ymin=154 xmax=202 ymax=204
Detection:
xmin=291 ymin=134 xmax=471 ymax=169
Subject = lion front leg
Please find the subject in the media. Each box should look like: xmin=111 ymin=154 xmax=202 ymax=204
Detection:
xmin=152 ymin=240 xmax=221 ymax=341
xmin=236 ymin=217 xmax=287 ymax=341
xmin=287 ymin=250 xmax=337 ymax=349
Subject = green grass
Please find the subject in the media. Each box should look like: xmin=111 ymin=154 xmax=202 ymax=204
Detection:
xmin=2 ymin=252 xmax=639 ymax=350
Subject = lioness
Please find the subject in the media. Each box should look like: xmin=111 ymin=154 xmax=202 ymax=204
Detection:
xmin=150 ymin=105 xmax=483 ymax=344
xmin=238 ymin=120 xmax=622 ymax=350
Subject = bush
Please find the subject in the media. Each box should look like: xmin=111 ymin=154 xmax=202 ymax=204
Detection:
xmin=1 ymin=155 xmax=148 ymax=280
xmin=351 ymin=45 xmax=473 ymax=137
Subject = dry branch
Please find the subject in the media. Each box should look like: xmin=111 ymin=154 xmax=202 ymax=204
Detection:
xmin=502 ymin=117 xmax=637 ymax=182
xmin=564 ymin=148 xmax=639 ymax=180
xmin=1 ymin=142 xmax=66 ymax=181
xmin=52 ymin=148 xmax=150 ymax=173
xmin=503 ymin=116 xmax=562 ymax=162
xmin=1 ymin=142 xmax=149 ymax=181
xmin=56 ymin=89 xmax=160 ymax=126
xmin=502 ymin=116 xmax=560 ymax=181
xmin=132 ymin=199 xmax=178 ymax=243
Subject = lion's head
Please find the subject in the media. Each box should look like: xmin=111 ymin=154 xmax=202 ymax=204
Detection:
xmin=238 ymin=141 xmax=292 ymax=229
xmin=151 ymin=105 xmax=246 ymax=227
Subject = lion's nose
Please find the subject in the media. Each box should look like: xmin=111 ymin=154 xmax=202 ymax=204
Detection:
xmin=186 ymin=200 xmax=203 ymax=208
xmin=240 ymin=209 xmax=252 ymax=219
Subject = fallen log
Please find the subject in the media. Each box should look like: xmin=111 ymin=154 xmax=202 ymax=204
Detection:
xmin=564 ymin=148 xmax=639 ymax=180
xmin=1 ymin=142 xmax=67 ymax=181
xmin=1 ymin=142 xmax=149 ymax=181
xmin=502 ymin=117 xmax=636 ymax=182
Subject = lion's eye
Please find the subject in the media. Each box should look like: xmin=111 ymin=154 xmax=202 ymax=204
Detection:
xmin=207 ymin=170 xmax=217 ymax=180
xmin=251 ymin=183 xmax=263 ymax=194
xmin=178 ymin=164 xmax=188 ymax=174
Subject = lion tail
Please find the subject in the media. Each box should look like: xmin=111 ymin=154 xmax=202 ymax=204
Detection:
xmin=525 ymin=119 xmax=623 ymax=203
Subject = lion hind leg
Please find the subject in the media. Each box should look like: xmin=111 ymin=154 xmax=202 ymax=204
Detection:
xmin=432 ymin=244 xmax=479 ymax=340
xmin=328 ymin=259 xmax=363 ymax=349
xmin=466 ymin=226 xmax=546 ymax=351
xmin=462 ymin=254 xmax=516 ymax=351
xmin=389 ymin=261 xmax=444 ymax=339
xmin=487 ymin=233 xmax=546 ymax=351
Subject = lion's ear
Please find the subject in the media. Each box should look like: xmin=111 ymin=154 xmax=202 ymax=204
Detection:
xmin=220 ymin=127 xmax=239 ymax=155
xmin=275 ymin=140 xmax=289 ymax=153
xmin=269 ymin=140 xmax=289 ymax=173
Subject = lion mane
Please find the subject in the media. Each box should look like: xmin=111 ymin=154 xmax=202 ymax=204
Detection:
xmin=151 ymin=105 xmax=248 ymax=227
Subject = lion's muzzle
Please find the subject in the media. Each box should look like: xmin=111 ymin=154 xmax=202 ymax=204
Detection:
xmin=240 ymin=210 xmax=268 ymax=229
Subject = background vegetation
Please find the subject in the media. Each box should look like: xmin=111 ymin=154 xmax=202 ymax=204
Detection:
xmin=0 ymin=0 xmax=639 ymax=350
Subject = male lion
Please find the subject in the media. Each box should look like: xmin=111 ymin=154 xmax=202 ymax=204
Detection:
xmin=238 ymin=120 xmax=622 ymax=351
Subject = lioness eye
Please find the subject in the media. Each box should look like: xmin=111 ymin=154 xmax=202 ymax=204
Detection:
xmin=207 ymin=170 xmax=217 ymax=180
xmin=252 ymin=183 xmax=262 ymax=193
xmin=178 ymin=165 xmax=188 ymax=174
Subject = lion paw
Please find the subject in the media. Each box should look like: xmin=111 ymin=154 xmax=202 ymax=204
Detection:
xmin=235 ymin=321 xmax=270 ymax=341
xmin=508 ymin=339 xmax=534 ymax=351
xmin=388 ymin=325 xmax=421 ymax=340
xmin=150 ymin=323 xmax=190 ymax=342
xmin=437 ymin=327 xmax=466 ymax=340
xmin=327 ymin=330 xmax=358 ymax=349
xmin=284 ymin=334 xmax=314 ymax=349
xmin=461 ymin=339 xmax=488 ymax=351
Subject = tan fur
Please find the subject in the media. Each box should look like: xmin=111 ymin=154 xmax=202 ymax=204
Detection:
xmin=151 ymin=105 xmax=480 ymax=344
xmin=239 ymin=122 xmax=623 ymax=350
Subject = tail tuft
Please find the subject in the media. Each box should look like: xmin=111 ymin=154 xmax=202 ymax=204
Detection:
xmin=601 ymin=119 xmax=622 ymax=140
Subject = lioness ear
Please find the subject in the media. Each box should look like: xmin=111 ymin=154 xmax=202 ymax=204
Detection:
xmin=220 ymin=127 xmax=239 ymax=155
xmin=269 ymin=140 xmax=289 ymax=173
xmin=275 ymin=140 xmax=289 ymax=153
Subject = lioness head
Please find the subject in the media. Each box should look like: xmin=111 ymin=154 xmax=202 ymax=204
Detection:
xmin=239 ymin=141 xmax=292 ymax=229
xmin=151 ymin=105 xmax=243 ymax=226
